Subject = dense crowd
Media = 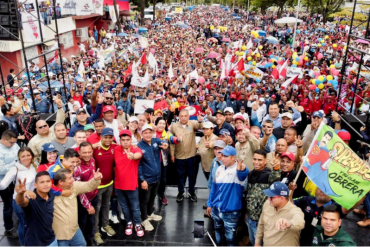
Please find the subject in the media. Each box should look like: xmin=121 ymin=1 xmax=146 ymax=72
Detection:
xmin=0 ymin=4 xmax=369 ymax=247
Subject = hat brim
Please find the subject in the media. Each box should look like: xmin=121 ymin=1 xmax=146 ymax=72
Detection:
xmin=263 ymin=188 xmax=278 ymax=197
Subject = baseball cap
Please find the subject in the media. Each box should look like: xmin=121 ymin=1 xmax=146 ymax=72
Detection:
xmin=230 ymin=93 xmax=236 ymax=99
xmin=145 ymin=108 xmax=154 ymax=114
xmin=233 ymin=115 xmax=244 ymax=122
xmin=219 ymin=146 xmax=236 ymax=156
xmin=202 ymin=122 xmax=214 ymax=129
xmin=220 ymin=129 xmax=230 ymax=136
xmin=103 ymin=105 xmax=115 ymax=113
xmin=33 ymin=89 xmax=40 ymax=94
xmin=214 ymin=140 xmax=226 ymax=148
xmin=281 ymin=112 xmax=293 ymax=119
xmin=312 ymin=111 xmax=324 ymax=118
xmin=42 ymin=143 xmax=57 ymax=152
xmin=224 ymin=107 xmax=234 ymax=114
xmin=102 ymin=127 xmax=114 ymax=136
xmin=117 ymin=106 xmax=123 ymax=110
xmin=271 ymin=95 xmax=276 ymax=98
xmin=335 ymin=129 xmax=351 ymax=141
xmin=280 ymin=152 xmax=295 ymax=161
xmin=259 ymin=98 xmax=265 ymax=102
xmin=76 ymin=108 xmax=87 ymax=115
xmin=84 ymin=124 xmax=95 ymax=131
xmin=128 ymin=116 xmax=139 ymax=123
xmin=215 ymin=110 xmax=225 ymax=116
xmin=119 ymin=129 xmax=132 ymax=137
xmin=142 ymin=124 xmax=153 ymax=132
xmin=263 ymin=182 xmax=289 ymax=197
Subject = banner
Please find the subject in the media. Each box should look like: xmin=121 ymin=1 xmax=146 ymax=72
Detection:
xmin=134 ymin=99 xmax=154 ymax=114
xmin=154 ymin=100 xmax=169 ymax=111
xmin=93 ymin=0 xmax=103 ymax=15
xmin=104 ymin=0 xmax=129 ymax=11
xmin=76 ymin=0 xmax=94 ymax=15
xmin=302 ymin=123 xmax=370 ymax=209
xmin=109 ymin=6 xmax=117 ymax=23
xmin=243 ymin=65 xmax=264 ymax=81
xmin=286 ymin=67 xmax=303 ymax=78
xmin=56 ymin=0 xmax=76 ymax=15
xmin=131 ymin=69 xmax=150 ymax=88
xmin=22 ymin=11 xmax=45 ymax=43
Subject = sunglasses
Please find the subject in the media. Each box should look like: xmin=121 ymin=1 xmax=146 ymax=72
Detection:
xmin=105 ymin=97 xmax=113 ymax=100
xmin=38 ymin=124 xmax=48 ymax=129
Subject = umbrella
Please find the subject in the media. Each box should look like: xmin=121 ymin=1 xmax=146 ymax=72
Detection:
xmin=316 ymin=28 xmax=327 ymax=32
xmin=138 ymin=27 xmax=147 ymax=31
xmin=194 ymin=47 xmax=204 ymax=53
xmin=207 ymin=37 xmax=218 ymax=43
xmin=232 ymin=13 xmax=237 ymax=17
xmin=179 ymin=24 xmax=190 ymax=29
xmin=253 ymin=38 xmax=260 ymax=43
xmin=133 ymin=34 xmax=141 ymax=38
xmin=207 ymin=51 xmax=222 ymax=58
xmin=274 ymin=17 xmax=303 ymax=26
xmin=356 ymin=39 xmax=369 ymax=44
xmin=266 ymin=36 xmax=279 ymax=44
xmin=258 ymin=30 xmax=267 ymax=36
xmin=234 ymin=16 xmax=241 ymax=20
xmin=222 ymin=37 xmax=231 ymax=42
xmin=153 ymin=23 xmax=160 ymax=26
xmin=117 ymin=32 xmax=128 ymax=37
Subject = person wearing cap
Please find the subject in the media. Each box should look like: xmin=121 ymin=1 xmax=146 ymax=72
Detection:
xmin=198 ymin=122 xmax=218 ymax=181
xmin=207 ymin=110 xmax=236 ymax=143
xmin=271 ymin=151 xmax=297 ymax=187
xmin=244 ymin=149 xmax=281 ymax=245
xmin=206 ymin=146 xmax=249 ymax=246
xmin=114 ymin=129 xmax=145 ymax=237
xmin=30 ymin=89 xmax=51 ymax=114
xmin=38 ymin=142 xmax=58 ymax=172
xmin=117 ymin=106 xmax=129 ymax=127
xmin=226 ymin=94 xmax=238 ymax=113
xmin=255 ymin=182 xmax=305 ymax=246
xmin=223 ymin=107 xmax=234 ymax=124
xmin=127 ymin=116 xmax=142 ymax=146
xmin=169 ymin=109 xmax=203 ymax=202
xmin=207 ymin=140 xmax=226 ymax=192
xmin=84 ymin=124 xmax=95 ymax=138
xmin=235 ymin=127 xmax=260 ymax=172
xmin=102 ymin=105 xmax=122 ymax=144
xmin=311 ymin=204 xmax=356 ymax=246
xmin=92 ymin=128 xmax=117 ymax=244
xmin=302 ymin=110 xmax=325 ymax=153
xmin=69 ymin=94 xmax=104 ymax=137
xmin=137 ymin=124 xmax=169 ymax=231
xmin=273 ymin=105 xmax=307 ymax=140
xmin=216 ymin=94 xmax=227 ymax=112
xmin=261 ymin=102 xmax=301 ymax=129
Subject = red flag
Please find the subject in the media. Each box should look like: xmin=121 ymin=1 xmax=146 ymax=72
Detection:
xmin=271 ymin=68 xmax=279 ymax=80
xmin=236 ymin=58 xmax=244 ymax=73
xmin=279 ymin=59 xmax=288 ymax=78
xmin=141 ymin=53 xmax=147 ymax=65
xmin=281 ymin=75 xmax=299 ymax=89
xmin=228 ymin=77 xmax=234 ymax=85
xmin=124 ymin=63 xmax=132 ymax=82
xmin=231 ymin=55 xmax=235 ymax=63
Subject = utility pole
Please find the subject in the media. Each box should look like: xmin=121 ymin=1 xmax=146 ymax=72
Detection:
xmin=292 ymin=0 xmax=300 ymax=50
xmin=113 ymin=0 xmax=122 ymax=33
xmin=153 ymin=0 xmax=156 ymax=22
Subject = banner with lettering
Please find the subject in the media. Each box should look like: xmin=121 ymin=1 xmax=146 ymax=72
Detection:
xmin=302 ymin=122 xmax=370 ymax=209
xmin=242 ymin=65 xmax=264 ymax=81
xmin=56 ymin=0 xmax=76 ymax=15
xmin=22 ymin=11 xmax=45 ymax=43
xmin=286 ymin=67 xmax=303 ymax=78
xmin=76 ymin=0 xmax=94 ymax=15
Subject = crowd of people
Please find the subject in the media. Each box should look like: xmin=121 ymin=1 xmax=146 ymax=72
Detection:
xmin=0 ymin=3 xmax=370 ymax=247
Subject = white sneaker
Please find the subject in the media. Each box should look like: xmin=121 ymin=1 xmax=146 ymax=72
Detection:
xmin=120 ymin=212 xmax=125 ymax=220
xmin=141 ymin=219 xmax=154 ymax=231
xmin=109 ymin=210 xmax=112 ymax=219
xmin=148 ymin=213 xmax=162 ymax=221
xmin=111 ymin=215 xmax=119 ymax=224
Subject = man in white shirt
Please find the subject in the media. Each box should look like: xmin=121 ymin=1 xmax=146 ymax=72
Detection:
xmin=254 ymin=98 xmax=267 ymax=123
xmin=102 ymin=105 xmax=122 ymax=144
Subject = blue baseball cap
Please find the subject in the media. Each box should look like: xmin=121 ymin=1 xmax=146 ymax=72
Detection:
xmin=42 ymin=143 xmax=57 ymax=152
xmin=312 ymin=111 xmax=324 ymax=118
xmin=117 ymin=106 xmax=123 ymax=110
xmin=101 ymin=127 xmax=114 ymax=136
xmin=219 ymin=128 xmax=230 ymax=136
xmin=263 ymin=182 xmax=289 ymax=197
xmin=219 ymin=146 xmax=236 ymax=156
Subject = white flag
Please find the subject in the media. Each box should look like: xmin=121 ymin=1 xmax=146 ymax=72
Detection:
xmin=168 ymin=63 xmax=174 ymax=79
xmin=131 ymin=69 xmax=150 ymax=88
xmin=78 ymin=61 xmax=84 ymax=77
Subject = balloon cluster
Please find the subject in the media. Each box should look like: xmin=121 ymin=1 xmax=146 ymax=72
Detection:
xmin=251 ymin=30 xmax=259 ymax=38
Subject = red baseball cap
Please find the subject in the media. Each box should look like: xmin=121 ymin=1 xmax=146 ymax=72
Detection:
xmin=233 ymin=115 xmax=245 ymax=122
xmin=119 ymin=129 xmax=132 ymax=138
xmin=281 ymin=152 xmax=295 ymax=161
xmin=271 ymin=95 xmax=276 ymax=98
xmin=230 ymin=93 xmax=236 ymax=99
xmin=103 ymin=105 xmax=115 ymax=113
xmin=336 ymin=130 xmax=351 ymax=141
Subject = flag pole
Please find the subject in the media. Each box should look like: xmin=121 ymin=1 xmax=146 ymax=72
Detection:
xmin=292 ymin=0 xmax=300 ymax=51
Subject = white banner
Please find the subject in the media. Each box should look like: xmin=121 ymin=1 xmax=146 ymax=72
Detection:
xmin=131 ymin=69 xmax=150 ymax=88
xmin=56 ymin=0 xmax=76 ymax=15
xmin=22 ymin=11 xmax=45 ymax=43
xmin=93 ymin=0 xmax=103 ymax=15
xmin=243 ymin=65 xmax=264 ymax=81
xmin=134 ymin=100 xmax=154 ymax=114
xmin=76 ymin=0 xmax=94 ymax=16
xmin=109 ymin=6 xmax=117 ymax=23
xmin=286 ymin=67 xmax=303 ymax=78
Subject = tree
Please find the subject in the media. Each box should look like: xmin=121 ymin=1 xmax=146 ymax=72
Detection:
xmin=251 ymin=0 xmax=295 ymax=17
xmin=303 ymin=0 xmax=344 ymax=22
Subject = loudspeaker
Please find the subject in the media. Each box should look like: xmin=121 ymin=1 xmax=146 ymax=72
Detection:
xmin=0 ymin=0 xmax=19 ymax=40
xmin=234 ymin=8 xmax=239 ymax=14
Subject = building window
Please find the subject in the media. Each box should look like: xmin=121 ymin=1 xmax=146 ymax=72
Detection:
xmin=60 ymin=31 xmax=74 ymax=49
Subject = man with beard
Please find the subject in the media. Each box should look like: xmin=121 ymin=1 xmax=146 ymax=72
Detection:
xmin=235 ymin=127 xmax=260 ymax=172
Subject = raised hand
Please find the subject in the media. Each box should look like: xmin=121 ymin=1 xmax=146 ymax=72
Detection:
xmin=98 ymin=94 xmax=104 ymax=104
xmin=296 ymin=105 xmax=304 ymax=113
xmin=205 ymin=108 xmax=212 ymax=116
xmin=93 ymin=168 xmax=103 ymax=180
xmin=271 ymin=152 xmax=281 ymax=168
xmin=236 ymin=159 xmax=246 ymax=171
xmin=332 ymin=111 xmax=340 ymax=122
xmin=295 ymin=135 xmax=303 ymax=147
xmin=275 ymin=218 xmax=291 ymax=231
xmin=159 ymin=142 xmax=169 ymax=150
xmin=286 ymin=100 xmax=294 ymax=108
xmin=252 ymin=102 xmax=258 ymax=111
xmin=125 ymin=149 xmax=134 ymax=160
xmin=197 ymin=112 xmax=203 ymax=123
xmin=15 ymin=178 xmax=27 ymax=194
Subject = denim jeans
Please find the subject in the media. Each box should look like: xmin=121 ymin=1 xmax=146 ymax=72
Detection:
xmin=13 ymin=200 xmax=25 ymax=246
xmin=48 ymin=237 xmax=58 ymax=246
xmin=78 ymin=196 xmax=98 ymax=242
xmin=176 ymin=156 xmax=196 ymax=194
xmin=57 ymin=228 xmax=86 ymax=246
xmin=115 ymin=188 xmax=141 ymax=225
xmin=0 ymin=185 xmax=14 ymax=231
xmin=157 ymin=163 xmax=167 ymax=196
xmin=364 ymin=192 xmax=370 ymax=218
xmin=211 ymin=207 xmax=240 ymax=246
xmin=139 ymin=182 xmax=159 ymax=221
xmin=94 ymin=184 xmax=113 ymax=233
xmin=246 ymin=216 xmax=259 ymax=246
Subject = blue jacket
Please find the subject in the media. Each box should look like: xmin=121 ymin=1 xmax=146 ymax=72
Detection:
xmin=208 ymin=100 xmax=217 ymax=114
xmin=117 ymin=99 xmax=131 ymax=114
xmin=1 ymin=116 xmax=18 ymax=135
xmin=137 ymin=138 xmax=167 ymax=184
xmin=32 ymin=97 xmax=51 ymax=113
xmin=226 ymin=99 xmax=238 ymax=113
xmin=69 ymin=103 xmax=103 ymax=137
xmin=208 ymin=157 xmax=222 ymax=191
xmin=207 ymin=162 xmax=249 ymax=212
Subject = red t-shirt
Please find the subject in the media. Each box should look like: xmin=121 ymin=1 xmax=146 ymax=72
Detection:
xmin=87 ymin=133 xmax=101 ymax=144
xmin=73 ymin=95 xmax=83 ymax=108
xmin=114 ymin=145 xmax=142 ymax=191
xmin=93 ymin=144 xmax=117 ymax=186
xmin=37 ymin=163 xmax=54 ymax=172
